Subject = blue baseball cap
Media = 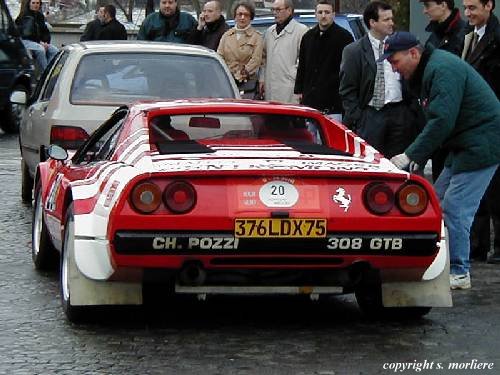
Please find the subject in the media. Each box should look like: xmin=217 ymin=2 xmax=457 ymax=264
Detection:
xmin=378 ymin=31 xmax=420 ymax=62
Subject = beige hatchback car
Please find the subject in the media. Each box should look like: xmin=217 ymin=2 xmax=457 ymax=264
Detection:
xmin=19 ymin=41 xmax=239 ymax=202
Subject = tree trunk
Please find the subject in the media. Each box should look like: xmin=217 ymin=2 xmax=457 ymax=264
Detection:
xmin=113 ymin=0 xmax=134 ymax=22
xmin=383 ymin=0 xmax=410 ymax=31
xmin=146 ymin=0 xmax=155 ymax=16
xmin=127 ymin=0 xmax=134 ymax=22
xmin=193 ymin=0 xmax=201 ymax=17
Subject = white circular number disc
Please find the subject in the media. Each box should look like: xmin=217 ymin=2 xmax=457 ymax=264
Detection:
xmin=259 ymin=181 xmax=299 ymax=207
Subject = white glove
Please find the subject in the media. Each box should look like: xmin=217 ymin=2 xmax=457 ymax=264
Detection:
xmin=390 ymin=153 xmax=410 ymax=170
xmin=409 ymin=161 xmax=420 ymax=173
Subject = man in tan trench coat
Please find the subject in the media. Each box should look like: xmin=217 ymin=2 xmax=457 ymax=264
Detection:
xmin=259 ymin=0 xmax=307 ymax=103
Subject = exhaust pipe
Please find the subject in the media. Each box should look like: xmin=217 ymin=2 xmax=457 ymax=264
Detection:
xmin=348 ymin=262 xmax=371 ymax=287
xmin=179 ymin=263 xmax=207 ymax=286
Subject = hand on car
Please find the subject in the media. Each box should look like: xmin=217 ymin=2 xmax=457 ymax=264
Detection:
xmin=408 ymin=161 xmax=420 ymax=173
xmin=258 ymin=81 xmax=265 ymax=96
xmin=390 ymin=153 xmax=410 ymax=170
xmin=240 ymin=67 xmax=249 ymax=81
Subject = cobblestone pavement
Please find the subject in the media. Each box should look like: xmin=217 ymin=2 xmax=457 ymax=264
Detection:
xmin=1 ymin=133 xmax=500 ymax=375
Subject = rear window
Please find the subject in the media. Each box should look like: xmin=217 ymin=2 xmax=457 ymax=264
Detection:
xmin=70 ymin=53 xmax=235 ymax=105
xmin=149 ymin=113 xmax=324 ymax=145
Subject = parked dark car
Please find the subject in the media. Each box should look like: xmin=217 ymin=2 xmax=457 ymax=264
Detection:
xmin=227 ymin=12 xmax=366 ymax=40
xmin=0 ymin=0 xmax=34 ymax=133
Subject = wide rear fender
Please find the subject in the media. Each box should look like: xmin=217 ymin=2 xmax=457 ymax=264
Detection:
xmin=34 ymin=161 xmax=52 ymax=196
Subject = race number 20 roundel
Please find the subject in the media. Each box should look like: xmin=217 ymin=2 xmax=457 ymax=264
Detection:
xmin=259 ymin=181 xmax=299 ymax=208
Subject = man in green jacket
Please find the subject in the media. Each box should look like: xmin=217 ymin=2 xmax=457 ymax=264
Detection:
xmin=380 ymin=31 xmax=500 ymax=290
xmin=137 ymin=0 xmax=197 ymax=43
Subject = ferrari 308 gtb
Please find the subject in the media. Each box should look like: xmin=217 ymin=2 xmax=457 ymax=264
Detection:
xmin=32 ymin=100 xmax=451 ymax=322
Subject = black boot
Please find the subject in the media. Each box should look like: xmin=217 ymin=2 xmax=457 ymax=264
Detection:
xmin=487 ymin=216 xmax=500 ymax=264
xmin=470 ymin=214 xmax=490 ymax=261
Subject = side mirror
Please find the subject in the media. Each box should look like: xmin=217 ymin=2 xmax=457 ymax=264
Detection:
xmin=10 ymin=90 xmax=27 ymax=105
xmin=47 ymin=144 xmax=68 ymax=161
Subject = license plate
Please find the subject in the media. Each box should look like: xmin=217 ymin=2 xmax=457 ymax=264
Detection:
xmin=234 ymin=218 xmax=327 ymax=238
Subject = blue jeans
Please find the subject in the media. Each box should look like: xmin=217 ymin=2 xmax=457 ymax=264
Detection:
xmin=434 ymin=164 xmax=499 ymax=275
xmin=22 ymin=40 xmax=58 ymax=71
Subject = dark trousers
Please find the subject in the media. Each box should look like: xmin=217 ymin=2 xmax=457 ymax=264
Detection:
xmin=470 ymin=166 xmax=500 ymax=258
xmin=356 ymin=102 xmax=418 ymax=159
xmin=432 ymin=148 xmax=448 ymax=182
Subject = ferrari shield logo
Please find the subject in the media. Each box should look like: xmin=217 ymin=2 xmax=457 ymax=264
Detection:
xmin=332 ymin=187 xmax=351 ymax=212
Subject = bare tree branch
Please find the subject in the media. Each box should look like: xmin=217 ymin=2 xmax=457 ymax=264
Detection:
xmin=113 ymin=0 xmax=134 ymax=22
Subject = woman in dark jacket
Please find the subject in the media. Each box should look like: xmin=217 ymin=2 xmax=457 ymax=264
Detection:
xmin=16 ymin=0 xmax=58 ymax=70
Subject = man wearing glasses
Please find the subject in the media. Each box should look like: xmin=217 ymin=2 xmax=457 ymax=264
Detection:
xmin=259 ymin=0 xmax=307 ymax=103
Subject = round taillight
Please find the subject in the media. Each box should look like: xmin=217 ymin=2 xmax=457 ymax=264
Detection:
xmin=130 ymin=182 xmax=162 ymax=214
xmin=363 ymin=182 xmax=394 ymax=215
xmin=397 ymin=183 xmax=428 ymax=215
xmin=163 ymin=181 xmax=196 ymax=214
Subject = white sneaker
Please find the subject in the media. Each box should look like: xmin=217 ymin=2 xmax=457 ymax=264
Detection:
xmin=450 ymin=273 xmax=471 ymax=290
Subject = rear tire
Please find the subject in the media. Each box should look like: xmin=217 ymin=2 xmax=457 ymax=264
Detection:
xmin=32 ymin=186 xmax=58 ymax=270
xmin=0 ymin=85 xmax=28 ymax=134
xmin=355 ymin=283 xmax=431 ymax=320
xmin=21 ymin=158 xmax=34 ymax=204
xmin=60 ymin=204 xmax=87 ymax=323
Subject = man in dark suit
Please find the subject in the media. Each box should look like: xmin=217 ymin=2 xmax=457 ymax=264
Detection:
xmin=80 ymin=6 xmax=105 ymax=42
xmin=463 ymin=0 xmax=500 ymax=95
xmin=190 ymin=0 xmax=229 ymax=51
xmin=80 ymin=5 xmax=127 ymax=41
xmin=420 ymin=1 xmax=467 ymax=56
xmin=339 ymin=1 xmax=423 ymax=158
xmin=97 ymin=5 xmax=127 ymax=40
xmin=462 ymin=0 xmax=500 ymax=264
xmin=294 ymin=0 xmax=353 ymax=118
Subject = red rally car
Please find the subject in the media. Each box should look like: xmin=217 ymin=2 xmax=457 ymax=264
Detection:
xmin=32 ymin=100 xmax=452 ymax=322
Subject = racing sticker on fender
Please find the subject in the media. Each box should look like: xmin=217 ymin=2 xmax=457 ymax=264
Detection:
xmin=46 ymin=173 xmax=64 ymax=211
xmin=259 ymin=180 xmax=299 ymax=207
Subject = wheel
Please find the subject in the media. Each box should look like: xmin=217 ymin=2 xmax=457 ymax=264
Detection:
xmin=60 ymin=204 xmax=86 ymax=322
xmin=21 ymin=158 xmax=34 ymax=204
xmin=0 ymin=85 xmax=28 ymax=134
xmin=32 ymin=186 xmax=58 ymax=270
xmin=355 ymin=283 xmax=432 ymax=320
